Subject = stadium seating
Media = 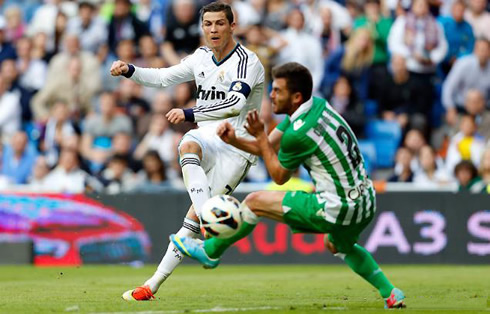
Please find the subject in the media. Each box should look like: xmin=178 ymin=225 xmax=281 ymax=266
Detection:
xmin=365 ymin=120 xmax=402 ymax=168
xmin=358 ymin=139 xmax=377 ymax=175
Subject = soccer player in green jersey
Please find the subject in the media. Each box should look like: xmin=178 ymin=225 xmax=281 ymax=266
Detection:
xmin=171 ymin=62 xmax=405 ymax=309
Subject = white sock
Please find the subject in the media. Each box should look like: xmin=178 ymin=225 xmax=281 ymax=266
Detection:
xmin=180 ymin=153 xmax=210 ymax=218
xmin=143 ymin=218 xmax=200 ymax=293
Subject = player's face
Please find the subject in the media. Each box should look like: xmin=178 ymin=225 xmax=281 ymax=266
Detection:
xmin=202 ymin=12 xmax=235 ymax=51
xmin=270 ymin=78 xmax=293 ymax=114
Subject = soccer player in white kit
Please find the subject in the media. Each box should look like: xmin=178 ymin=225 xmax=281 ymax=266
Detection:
xmin=110 ymin=2 xmax=265 ymax=301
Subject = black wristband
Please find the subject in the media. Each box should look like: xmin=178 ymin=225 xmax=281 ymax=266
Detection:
xmin=122 ymin=64 xmax=135 ymax=78
xmin=183 ymin=108 xmax=195 ymax=122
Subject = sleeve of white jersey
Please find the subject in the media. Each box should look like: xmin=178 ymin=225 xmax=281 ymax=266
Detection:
xmin=186 ymin=52 xmax=265 ymax=123
xmin=124 ymin=51 xmax=197 ymax=88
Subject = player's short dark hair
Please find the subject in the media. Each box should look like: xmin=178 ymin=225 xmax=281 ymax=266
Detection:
xmin=200 ymin=1 xmax=234 ymax=24
xmin=272 ymin=62 xmax=313 ymax=101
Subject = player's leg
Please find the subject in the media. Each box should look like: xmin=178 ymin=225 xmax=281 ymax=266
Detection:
xmin=179 ymin=138 xmax=211 ymax=218
xmin=325 ymin=229 xmax=405 ymax=308
xmin=171 ymin=191 xmax=286 ymax=267
xmin=203 ymin=190 xmax=287 ymax=258
xmin=143 ymin=206 xmax=200 ymax=292
xmin=122 ymin=206 xmax=200 ymax=300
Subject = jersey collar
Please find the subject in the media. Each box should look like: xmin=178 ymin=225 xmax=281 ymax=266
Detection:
xmin=289 ymin=97 xmax=313 ymax=122
xmin=212 ymin=42 xmax=240 ymax=66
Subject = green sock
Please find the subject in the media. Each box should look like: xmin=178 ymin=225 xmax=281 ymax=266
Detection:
xmin=344 ymin=244 xmax=394 ymax=298
xmin=204 ymin=221 xmax=256 ymax=259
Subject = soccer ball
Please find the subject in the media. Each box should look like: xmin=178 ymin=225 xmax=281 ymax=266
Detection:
xmin=201 ymin=195 xmax=243 ymax=239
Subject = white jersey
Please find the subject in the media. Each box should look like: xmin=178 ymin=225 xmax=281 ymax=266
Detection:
xmin=127 ymin=43 xmax=265 ymax=161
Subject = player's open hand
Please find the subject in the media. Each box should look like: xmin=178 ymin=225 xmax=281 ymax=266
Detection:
xmin=217 ymin=121 xmax=236 ymax=144
xmin=110 ymin=60 xmax=129 ymax=76
xmin=244 ymin=110 xmax=265 ymax=138
xmin=166 ymin=108 xmax=185 ymax=124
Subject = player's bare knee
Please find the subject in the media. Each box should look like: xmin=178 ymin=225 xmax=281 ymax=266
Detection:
xmin=324 ymin=235 xmax=338 ymax=254
xmin=179 ymin=141 xmax=202 ymax=159
xmin=244 ymin=192 xmax=265 ymax=212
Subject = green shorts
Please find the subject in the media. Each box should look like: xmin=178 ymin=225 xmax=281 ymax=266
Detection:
xmin=282 ymin=191 xmax=373 ymax=253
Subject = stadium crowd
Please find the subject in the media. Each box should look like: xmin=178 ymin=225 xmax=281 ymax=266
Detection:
xmin=0 ymin=0 xmax=488 ymax=194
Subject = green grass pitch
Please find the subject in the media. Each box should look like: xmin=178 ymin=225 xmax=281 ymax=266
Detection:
xmin=0 ymin=265 xmax=488 ymax=313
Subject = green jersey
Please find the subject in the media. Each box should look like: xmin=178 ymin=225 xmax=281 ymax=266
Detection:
xmin=276 ymin=97 xmax=375 ymax=226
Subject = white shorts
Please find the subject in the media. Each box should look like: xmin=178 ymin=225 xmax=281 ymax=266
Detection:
xmin=178 ymin=128 xmax=252 ymax=196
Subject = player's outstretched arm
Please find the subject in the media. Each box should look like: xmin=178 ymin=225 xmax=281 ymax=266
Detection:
xmin=245 ymin=110 xmax=292 ymax=185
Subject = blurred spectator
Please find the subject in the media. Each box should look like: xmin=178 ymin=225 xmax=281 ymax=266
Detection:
xmin=43 ymin=147 xmax=100 ymax=193
xmin=389 ymin=146 xmax=415 ymax=182
xmin=66 ymin=1 xmax=108 ymax=54
xmin=245 ymin=24 xmax=287 ymax=86
xmin=0 ymin=16 xmax=17 ymax=63
xmin=1 ymin=58 xmax=33 ymax=123
xmin=115 ymin=39 xmax=137 ymax=64
xmin=27 ymin=155 xmax=50 ymax=191
xmin=0 ymin=131 xmax=37 ymax=184
xmin=32 ymin=56 xmax=99 ymax=122
xmin=99 ymin=154 xmax=137 ymax=194
xmin=133 ymin=150 xmax=173 ymax=192
xmin=442 ymin=38 xmax=490 ymax=126
xmin=464 ymin=90 xmax=490 ymax=141
xmin=278 ymin=8 xmax=324 ymax=91
xmin=134 ymin=113 xmax=177 ymax=168
xmin=464 ymin=0 xmax=490 ymax=40
xmin=323 ymin=28 xmax=373 ymax=100
xmin=454 ymin=159 xmax=485 ymax=192
xmin=446 ymin=114 xmax=486 ymax=173
xmin=318 ymin=6 xmax=341 ymax=58
xmin=134 ymin=35 xmax=161 ymax=68
xmin=229 ymin=0 xmax=262 ymax=31
xmin=380 ymin=55 xmax=432 ymax=130
xmin=117 ymin=78 xmax=151 ymax=139
xmin=413 ymin=145 xmax=450 ymax=187
xmin=479 ymin=147 xmax=490 ymax=193
xmin=328 ymin=76 xmax=365 ymax=137
xmin=108 ymin=132 xmax=141 ymax=173
xmin=388 ymin=0 xmax=448 ymax=122
xmin=50 ymin=11 xmax=68 ymax=57
xmin=310 ymin=0 xmax=353 ymax=37
xmin=0 ymin=75 xmax=21 ymax=144
xmin=150 ymin=90 xmax=173 ymax=114
xmin=39 ymin=100 xmax=76 ymax=168
xmin=438 ymin=0 xmax=475 ymax=74
xmin=45 ymin=34 xmax=100 ymax=89
xmin=27 ymin=0 xmax=77 ymax=41
xmin=4 ymin=6 xmax=26 ymax=42
xmin=161 ymin=0 xmax=200 ymax=66
xmin=15 ymin=36 xmax=47 ymax=92
xmin=395 ymin=128 xmax=428 ymax=174
xmin=134 ymin=0 xmax=166 ymax=44
xmin=262 ymin=0 xmax=290 ymax=31
xmin=97 ymin=43 xmax=120 ymax=92
xmin=81 ymin=91 xmax=132 ymax=171
xmin=353 ymin=0 xmax=393 ymax=100
xmin=31 ymin=32 xmax=49 ymax=62
xmin=107 ymin=0 xmax=150 ymax=54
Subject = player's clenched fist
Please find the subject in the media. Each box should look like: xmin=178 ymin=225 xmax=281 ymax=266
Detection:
xmin=110 ymin=60 xmax=129 ymax=76
xmin=166 ymin=108 xmax=185 ymax=124
xmin=217 ymin=121 xmax=236 ymax=144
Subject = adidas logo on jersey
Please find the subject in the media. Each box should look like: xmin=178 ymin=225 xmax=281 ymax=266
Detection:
xmin=198 ymin=72 xmax=205 ymax=78
xmin=196 ymin=85 xmax=226 ymax=101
